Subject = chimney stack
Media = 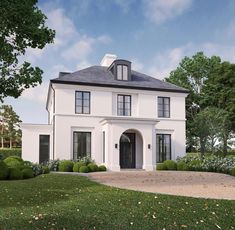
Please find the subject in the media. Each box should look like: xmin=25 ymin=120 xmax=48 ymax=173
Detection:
xmin=100 ymin=54 xmax=117 ymax=67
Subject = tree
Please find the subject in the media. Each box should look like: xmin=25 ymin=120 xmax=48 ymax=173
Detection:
xmin=0 ymin=105 xmax=21 ymax=149
xmin=165 ymin=52 xmax=221 ymax=152
xmin=0 ymin=0 xmax=55 ymax=101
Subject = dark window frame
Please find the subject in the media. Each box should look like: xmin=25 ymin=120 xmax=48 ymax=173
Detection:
xmin=117 ymin=94 xmax=131 ymax=116
xmin=75 ymin=91 xmax=90 ymax=114
xmin=117 ymin=64 xmax=128 ymax=81
xmin=156 ymin=134 xmax=171 ymax=163
xmin=158 ymin=96 xmax=170 ymax=118
xmin=39 ymin=135 xmax=50 ymax=164
xmin=73 ymin=131 xmax=91 ymax=160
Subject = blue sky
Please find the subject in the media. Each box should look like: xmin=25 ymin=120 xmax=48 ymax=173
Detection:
xmin=5 ymin=0 xmax=235 ymax=123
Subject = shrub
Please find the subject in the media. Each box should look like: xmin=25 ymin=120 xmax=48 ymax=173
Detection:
xmin=8 ymin=168 xmax=23 ymax=180
xmin=98 ymin=165 xmax=107 ymax=172
xmin=4 ymin=156 xmax=23 ymax=168
xmin=22 ymin=168 xmax=34 ymax=179
xmin=58 ymin=160 xmax=74 ymax=172
xmin=0 ymin=160 xmax=9 ymax=180
xmin=156 ymin=163 xmax=167 ymax=170
xmin=231 ymin=168 xmax=235 ymax=177
xmin=163 ymin=160 xmax=177 ymax=170
xmin=0 ymin=148 xmax=21 ymax=159
xmin=32 ymin=164 xmax=43 ymax=176
xmin=79 ymin=166 xmax=89 ymax=173
xmin=87 ymin=163 xmax=99 ymax=172
xmin=46 ymin=159 xmax=60 ymax=171
xmin=42 ymin=166 xmax=50 ymax=174
xmin=73 ymin=161 xmax=86 ymax=172
xmin=177 ymin=161 xmax=188 ymax=171
xmin=187 ymin=160 xmax=202 ymax=171
xmin=78 ymin=156 xmax=94 ymax=165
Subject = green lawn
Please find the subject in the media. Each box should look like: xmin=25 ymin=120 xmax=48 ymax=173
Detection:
xmin=0 ymin=174 xmax=234 ymax=230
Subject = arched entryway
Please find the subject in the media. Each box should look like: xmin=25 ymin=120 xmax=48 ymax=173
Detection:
xmin=119 ymin=129 xmax=143 ymax=169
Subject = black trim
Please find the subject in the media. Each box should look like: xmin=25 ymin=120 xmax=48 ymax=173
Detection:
xmin=156 ymin=134 xmax=171 ymax=163
xmin=75 ymin=91 xmax=91 ymax=114
xmin=117 ymin=94 xmax=131 ymax=116
xmin=50 ymin=80 xmax=189 ymax=94
xmin=158 ymin=97 xmax=170 ymax=118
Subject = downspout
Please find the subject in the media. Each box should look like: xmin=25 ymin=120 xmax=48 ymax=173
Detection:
xmin=51 ymin=84 xmax=55 ymax=160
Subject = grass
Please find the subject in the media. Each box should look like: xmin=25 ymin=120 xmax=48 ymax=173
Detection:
xmin=0 ymin=174 xmax=235 ymax=230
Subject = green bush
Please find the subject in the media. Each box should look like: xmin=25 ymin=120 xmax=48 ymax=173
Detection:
xmin=156 ymin=163 xmax=167 ymax=170
xmin=231 ymin=168 xmax=235 ymax=177
xmin=42 ymin=166 xmax=50 ymax=174
xmin=79 ymin=166 xmax=89 ymax=173
xmin=177 ymin=161 xmax=188 ymax=171
xmin=87 ymin=163 xmax=99 ymax=172
xmin=58 ymin=160 xmax=74 ymax=172
xmin=187 ymin=160 xmax=202 ymax=171
xmin=0 ymin=160 xmax=9 ymax=180
xmin=73 ymin=161 xmax=86 ymax=172
xmin=98 ymin=165 xmax=107 ymax=172
xmin=22 ymin=168 xmax=34 ymax=179
xmin=4 ymin=156 xmax=23 ymax=168
xmin=163 ymin=160 xmax=177 ymax=170
xmin=0 ymin=148 xmax=21 ymax=159
xmin=8 ymin=168 xmax=23 ymax=180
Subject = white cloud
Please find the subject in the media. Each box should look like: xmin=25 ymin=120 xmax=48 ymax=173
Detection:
xmin=21 ymin=82 xmax=49 ymax=104
xmin=142 ymin=0 xmax=193 ymax=24
xmin=46 ymin=8 xmax=78 ymax=47
xmin=76 ymin=61 xmax=92 ymax=70
xmin=131 ymin=58 xmax=144 ymax=71
xmin=147 ymin=42 xmax=235 ymax=79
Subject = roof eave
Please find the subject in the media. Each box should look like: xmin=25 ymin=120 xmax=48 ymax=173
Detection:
xmin=50 ymin=79 xmax=189 ymax=94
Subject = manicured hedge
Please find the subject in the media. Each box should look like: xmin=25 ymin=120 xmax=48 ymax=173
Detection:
xmin=0 ymin=148 xmax=21 ymax=160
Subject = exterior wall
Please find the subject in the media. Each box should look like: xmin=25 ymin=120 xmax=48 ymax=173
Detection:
xmin=21 ymin=124 xmax=52 ymax=163
xmin=22 ymin=82 xmax=187 ymax=170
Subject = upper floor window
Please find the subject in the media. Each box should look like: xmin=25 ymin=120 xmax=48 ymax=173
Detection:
xmin=117 ymin=95 xmax=131 ymax=116
xmin=75 ymin=91 xmax=90 ymax=114
xmin=158 ymin=97 xmax=170 ymax=118
xmin=117 ymin=65 xmax=128 ymax=80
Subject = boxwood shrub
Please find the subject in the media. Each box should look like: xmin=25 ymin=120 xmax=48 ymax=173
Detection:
xmin=8 ymin=168 xmax=23 ymax=180
xmin=87 ymin=163 xmax=99 ymax=172
xmin=79 ymin=166 xmax=89 ymax=173
xmin=156 ymin=163 xmax=167 ymax=170
xmin=0 ymin=160 xmax=9 ymax=180
xmin=4 ymin=156 xmax=23 ymax=168
xmin=98 ymin=165 xmax=107 ymax=172
xmin=58 ymin=160 xmax=74 ymax=172
xmin=73 ymin=162 xmax=86 ymax=172
xmin=177 ymin=161 xmax=188 ymax=171
xmin=163 ymin=160 xmax=177 ymax=170
xmin=22 ymin=167 xmax=34 ymax=179
xmin=231 ymin=167 xmax=235 ymax=177
xmin=42 ymin=166 xmax=50 ymax=174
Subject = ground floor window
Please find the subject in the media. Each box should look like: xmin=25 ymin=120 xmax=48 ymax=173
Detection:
xmin=39 ymin=135 xmax=50 ymax=164
xmin=73 ymin=132 xmax=91 ymax=160
xmin=156 ymin=134 xmax=171 ymax=163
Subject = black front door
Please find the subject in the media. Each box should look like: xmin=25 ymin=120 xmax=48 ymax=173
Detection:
xmin=120 ymin=133 xmax=135 ymax=168
xmin=39 ymin=135 xmax=50 ymax=164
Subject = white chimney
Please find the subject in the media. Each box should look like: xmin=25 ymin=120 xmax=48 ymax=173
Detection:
xmin=100 ymin=54 xmax=117 ymax=67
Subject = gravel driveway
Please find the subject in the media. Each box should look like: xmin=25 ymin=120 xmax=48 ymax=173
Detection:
xmin=87 ymin=171 xmax=235 ymax=200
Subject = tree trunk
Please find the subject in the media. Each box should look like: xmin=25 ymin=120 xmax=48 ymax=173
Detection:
xmin=1 ymin=137 xmax=3 ymax=149
xmin=200 ymin=137 xmax=206 ymax=158
xmin=223 ymin=135 xmax=228 ymax=157
xmin=10 ymin=138 xmax=12 ymax=149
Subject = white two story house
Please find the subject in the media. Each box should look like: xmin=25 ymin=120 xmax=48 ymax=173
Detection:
xmin=21 ymin=54 xmax=188 ymax=171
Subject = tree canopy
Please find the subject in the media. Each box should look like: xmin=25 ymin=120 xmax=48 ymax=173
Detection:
xmin=0 ymin=0 xmax=55 ymax=101
xmin=166 ymin=52 xmax=235 ymax=155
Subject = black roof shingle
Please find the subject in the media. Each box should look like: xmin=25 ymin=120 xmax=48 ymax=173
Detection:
xmin=50 ymin=65 xmax=188 ymax=93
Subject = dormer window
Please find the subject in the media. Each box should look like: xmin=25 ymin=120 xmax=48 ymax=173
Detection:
xmin=117 ymin=65 xmax=128 ymax=80
xmin=108 ymin=59 xmax=132 ymax=81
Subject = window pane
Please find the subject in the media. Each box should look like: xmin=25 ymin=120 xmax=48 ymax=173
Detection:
xmin=123 ymin=66 xmax=128 ymax=80
xmin=76 ymin=99 xmax=82 ymax=107
xmin=158 ymin=97 xmax=170 ymax=118
xmin=76 ymin=92 xmax=82 ymax=100
xmin=156 ymin=134 xmax=171 ymax=163
xmin=125 ymin=96 xmax=130 ymax=103
xmin=76 ymin=106 xmax=82 ymax=114
xmin=73 ymin=132 xmax=91 ymax=160
xmin=83 ymin=92 xmax=90 ymax=100
xmin=118 ymin=95 xmax=123 ymax=102
xmin=125 ymin=109 xmax=130 ymax=116
xmin=158 ymin=97 xmax=163 ymax=105
xmin=117 ymin=65 xmax=122 ymax=80
xmin=83 ymin=99 xmax=89 ymax=107
xmin=83 ymin=107 xmax=90 ymax=114
xmin=158 ymin=110 xmax=163 ymax=117
xmin=164 ymin=98 xmax=170 ymax=105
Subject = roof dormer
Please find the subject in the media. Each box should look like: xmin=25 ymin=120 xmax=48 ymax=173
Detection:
xmin=109 ymin=59 xmax=132 ymax=81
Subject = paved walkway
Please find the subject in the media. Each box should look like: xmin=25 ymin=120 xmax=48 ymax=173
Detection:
xmin=87 ymin=171 xmax=235 ymax=200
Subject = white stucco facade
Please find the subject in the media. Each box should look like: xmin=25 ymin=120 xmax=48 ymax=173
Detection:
xmin=21 ymin=55 xmax=187 ymax=171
